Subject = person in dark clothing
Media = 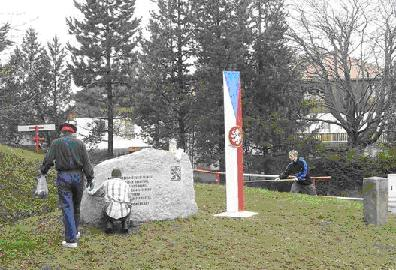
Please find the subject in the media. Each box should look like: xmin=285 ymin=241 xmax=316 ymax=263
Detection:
xmin=40 ymin=122 xmax=94 ymax=248
xmin=276 ymin=150 xmax=316 ymax=195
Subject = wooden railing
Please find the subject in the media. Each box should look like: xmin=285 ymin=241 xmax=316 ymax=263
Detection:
xmin=312 ymin=133 xmax=348 ymax=142
xmin=194 ymin=169 xmax=331 ymax=188
xmin=308 ymin=133 xmax=387 ymax=143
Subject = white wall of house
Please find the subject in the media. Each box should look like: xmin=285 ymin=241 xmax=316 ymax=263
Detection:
xmin=75 ymin=117 xmax=150 ymax=151
xmin=305 ymin=113 xmax=346 ymax=133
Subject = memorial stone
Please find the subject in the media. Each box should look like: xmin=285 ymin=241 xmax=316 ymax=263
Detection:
xmin=80 ymin=148 xmax=198 ymax=226
xmin=363 ymin=177 xmax=388 ymax=225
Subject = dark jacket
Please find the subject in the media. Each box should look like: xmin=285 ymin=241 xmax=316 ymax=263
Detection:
xmin=40 ymin=133 xmax=94 ymax=181
xmin=279 ymin=157 xmax=311 ymax=185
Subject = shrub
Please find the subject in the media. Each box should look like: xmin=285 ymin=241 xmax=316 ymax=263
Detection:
xmin=245 ymin=143 xmax=396 ymax=196
xmin=310 ymin=144 xmax=396 ymax=196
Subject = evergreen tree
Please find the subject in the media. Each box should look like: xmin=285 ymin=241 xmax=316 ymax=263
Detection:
xmin=244 ymin=0 xmax=305 ymax=158
xmin=67 ymin=0 xmax=140 ymax=157
xmin=0 ymin=23 xmax=12 ymax=55
xmin=190 ymin=0 xmax=250 ymax=169
xmin=0 ymin=22 xmax=12 ymax=120
xmin=0 ymin=23 xmax=13 ymax=143
xmin=136 ymin=0 xmax=195 ymax=151
xmin=73 ymin=87 xmax=107 ymax=118
xmin=47 ymin=37 xmax=73 ymax=131
xmin=0 ymin=29 xmax=51 ymax=142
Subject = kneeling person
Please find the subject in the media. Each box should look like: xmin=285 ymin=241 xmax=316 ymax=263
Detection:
xmin=88 ymin=168 xmax=131 ymax=233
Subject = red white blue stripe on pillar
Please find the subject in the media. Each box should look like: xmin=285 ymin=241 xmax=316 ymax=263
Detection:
xmin=223 ymin=71 xmax=244 ymax=212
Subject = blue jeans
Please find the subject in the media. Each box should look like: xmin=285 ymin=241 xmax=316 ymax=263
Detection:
xmin=56 ymin=171 xmax=84 ymax=243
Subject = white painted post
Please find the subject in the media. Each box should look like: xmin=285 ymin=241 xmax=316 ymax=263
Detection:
xmin=17 ymin=124 xmax=56 ymax=132
xmin=214 ymin=71 xmax=256 ymax=218
xmin=387 ymin=174 xmax=396 ymax=214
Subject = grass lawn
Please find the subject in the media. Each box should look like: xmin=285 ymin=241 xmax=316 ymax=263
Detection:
xmin=0 ymin=184 xmax=395 ymax=270
xmin=0 ymin=145 xmax=58 ymax=224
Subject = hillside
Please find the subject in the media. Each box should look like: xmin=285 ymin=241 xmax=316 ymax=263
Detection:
xmin=1 ymin=183 xmax=395 ymax=269
xmin=0 ymin=145 xmax=58 ymax=225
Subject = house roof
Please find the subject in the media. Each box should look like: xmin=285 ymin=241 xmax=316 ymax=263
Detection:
xmin=304 ymin=55 xmax=380 ymax=81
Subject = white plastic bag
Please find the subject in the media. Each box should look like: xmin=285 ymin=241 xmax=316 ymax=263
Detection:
xmin=34 ymin=175 xmax=48 ymax=199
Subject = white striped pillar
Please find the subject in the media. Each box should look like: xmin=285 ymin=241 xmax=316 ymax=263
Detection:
xmin=215 ymin=71 xmax=256 ymax=218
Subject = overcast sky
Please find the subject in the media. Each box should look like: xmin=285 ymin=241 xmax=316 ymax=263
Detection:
xmin=0 ymin=0 xmax=155 ymax=58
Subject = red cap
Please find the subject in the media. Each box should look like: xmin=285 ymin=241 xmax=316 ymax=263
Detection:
xmin=59 ymin=123 xmax=77 ymax=133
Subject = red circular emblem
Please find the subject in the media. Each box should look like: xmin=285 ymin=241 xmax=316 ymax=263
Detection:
xmin=228 ymin=126 xmax=243 ymax=147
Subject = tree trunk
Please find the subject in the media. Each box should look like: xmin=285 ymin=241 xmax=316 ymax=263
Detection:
xmin=176 ymin=0 xmax=186 ymax=151
xmin=178 ymin=115 xmax=186 ymax=150
xmin=107 ymin=82 xmax=114 ymax=157
xmin=53 ymin=71 xmax=59 ymax=143
xmin=106 ymin=46 xmax=113 ymax=157
xmin=347 ymin=130 xmax=359 ymax=147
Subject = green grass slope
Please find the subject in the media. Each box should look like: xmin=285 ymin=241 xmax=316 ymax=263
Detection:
xmin=1 ymin=184 xmax=395 ymax=269
xmin=0 ymin=145 xmax=58 ymax=225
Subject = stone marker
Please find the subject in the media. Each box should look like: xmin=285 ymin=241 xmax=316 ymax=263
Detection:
xmin=80 ymin=148 xmax=198 ymax=226
xmin=362 ymin=177 xmax=388 ymax=225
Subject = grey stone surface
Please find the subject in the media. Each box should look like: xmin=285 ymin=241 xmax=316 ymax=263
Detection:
xmin=80 ymin=148 xmax=198 ymax=225
xmin=363 ymin=177 xmax=388 ymax=225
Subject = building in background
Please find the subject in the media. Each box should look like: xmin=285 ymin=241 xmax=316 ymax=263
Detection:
xmin=303 ymin=56 xmax=386 ymax=145
xmin=75 ymin=117 xmax=151 ymax=156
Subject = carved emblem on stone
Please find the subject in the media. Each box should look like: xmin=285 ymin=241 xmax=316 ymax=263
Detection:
xmin=171 ymin=166 xmax=181 ymax=181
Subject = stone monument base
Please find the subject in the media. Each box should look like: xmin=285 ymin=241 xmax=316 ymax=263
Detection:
xmin=214 ymin=211 xmax=257 ymax=218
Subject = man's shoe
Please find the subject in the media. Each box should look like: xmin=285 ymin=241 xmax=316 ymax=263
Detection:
xmin=121 ymin=220 xmax=129 ymax=231
xmin=62 ymin=241 xmax=78 ymax=248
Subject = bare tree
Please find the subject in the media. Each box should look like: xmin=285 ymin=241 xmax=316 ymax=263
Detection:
xmin=289 ymin=0 xmax=396 ymax=146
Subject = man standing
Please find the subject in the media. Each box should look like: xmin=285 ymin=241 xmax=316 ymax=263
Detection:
xmin=40 ymin=122 xmax=94 ymax=248
xmin=88 ymin=168 xmax=133 ymax=234
xmin=276 ymin=150 xmax=316 ymax=195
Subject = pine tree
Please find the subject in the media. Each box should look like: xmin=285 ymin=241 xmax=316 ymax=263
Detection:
xmin=190 ymin=0 xmax=250 ymax=169
xmin=67 ymin=0 xmax=140 ymax=157
xmin=73 ymin=87 xmax=107 ymax=118
xmin=0 ymin=23 xmax=12 ymax=53
xmin=47 ymin=37 xmax=72 ymax=131
xmin=0 ymin=22 xmax=12 ymax=118
xmin=136 ymin=0 xmax=195 ymax=151
xmin=244 ymin=0 xmax=306 ymax=158
xmin=0 ymin=29 xmax=51 ymax=142
xmin=0 ymin=23 xmax=13 ymax=143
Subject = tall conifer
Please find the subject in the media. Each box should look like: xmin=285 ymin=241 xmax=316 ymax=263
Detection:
xmin=47 ymin=37 xmax=72 ymax=131
xmin=67 ymin=0 xmax=140 ymax=156
xmin=136 ymin=0 xmax=194 ymax=151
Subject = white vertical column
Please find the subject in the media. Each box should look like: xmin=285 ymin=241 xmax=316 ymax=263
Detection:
xmin=388 ymin=174 xmax=396 ymax=214
xmin=214 ymin=71 xmax=256 ymax=218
